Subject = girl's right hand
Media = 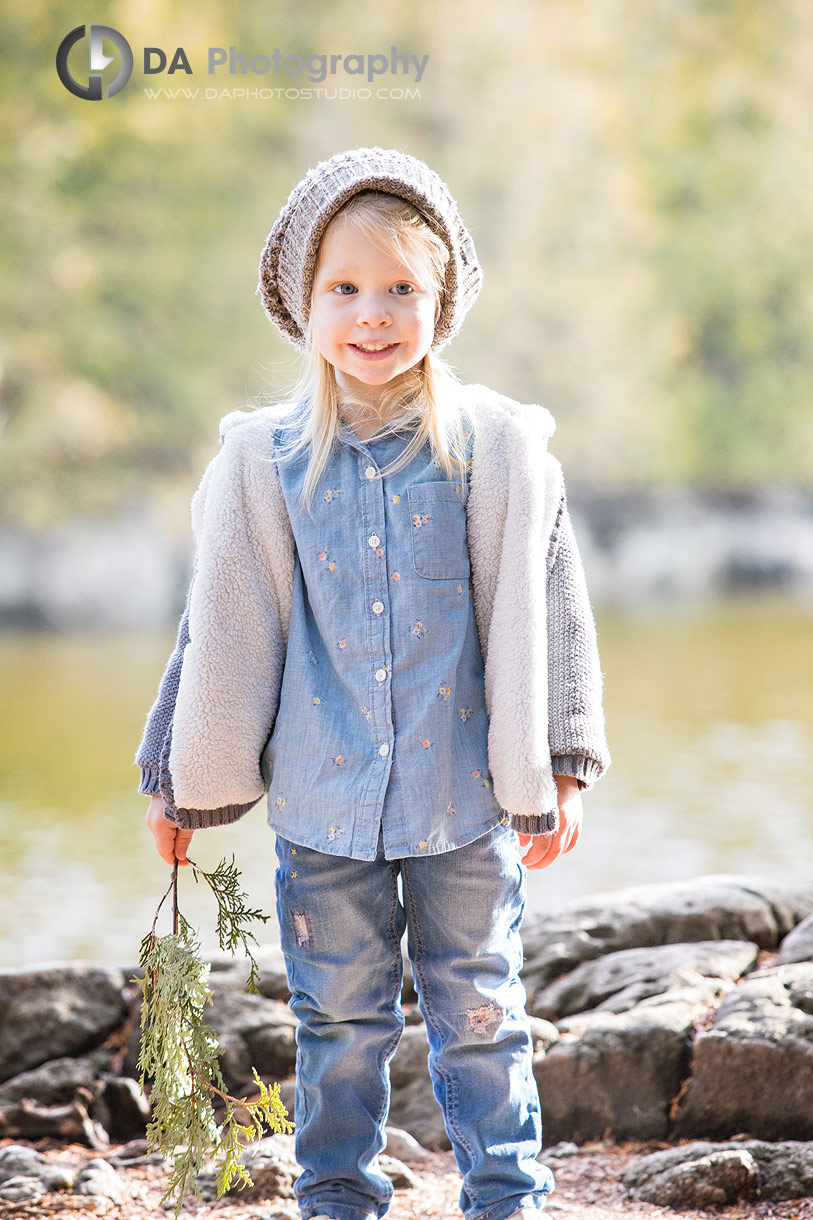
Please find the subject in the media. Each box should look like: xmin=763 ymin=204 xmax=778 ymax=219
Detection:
xmin=146 ymin=794 xmax=194 ymax=866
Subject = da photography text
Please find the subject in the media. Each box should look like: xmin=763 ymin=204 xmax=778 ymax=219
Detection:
xmin=147 ymin=45 xmax=429 ymax=83
xmin=56 ymin=25 xmax=429 ymax=102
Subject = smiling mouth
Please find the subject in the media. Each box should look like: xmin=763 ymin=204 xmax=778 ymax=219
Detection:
xmin=350 ymin=342 xmax=399 ymax=354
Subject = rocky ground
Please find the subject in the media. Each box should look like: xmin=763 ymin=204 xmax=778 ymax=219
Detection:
xmin=2 ymin=874 xmax=813 ymax=1218
xmin=2 ymin=1136 xmax=813 ymax=1220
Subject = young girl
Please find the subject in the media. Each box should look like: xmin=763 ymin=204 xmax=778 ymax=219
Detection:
xmin=136 ymin=146 xmax=610 ymax=1220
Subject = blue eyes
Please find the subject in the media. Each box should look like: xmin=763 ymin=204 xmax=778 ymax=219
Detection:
xmin=333 ymin=283 xmax=414 ymax=296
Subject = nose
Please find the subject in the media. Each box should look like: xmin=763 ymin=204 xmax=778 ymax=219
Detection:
xmin=355 ymin=291 xmax=391 ymax=327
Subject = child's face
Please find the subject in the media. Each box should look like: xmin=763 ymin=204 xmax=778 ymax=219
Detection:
xmin=309 ymin=216 xmax=438 ymax=404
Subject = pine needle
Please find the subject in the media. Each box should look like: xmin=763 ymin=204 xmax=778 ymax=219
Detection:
xmin=189 ymin=854 xmax=269 ymax=993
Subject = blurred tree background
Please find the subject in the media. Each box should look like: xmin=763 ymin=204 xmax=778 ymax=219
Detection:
xmin=2 ymin=0 xmax=813 ymax=967
xmin=1 ymin=0 xmax=812 ymax=532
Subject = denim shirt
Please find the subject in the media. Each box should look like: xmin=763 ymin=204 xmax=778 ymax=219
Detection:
xmin=262 ymin=414 xmax=509 ymax=862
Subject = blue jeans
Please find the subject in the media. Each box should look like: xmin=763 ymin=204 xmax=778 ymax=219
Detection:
xmin=273 ymin=823 xmax=555 ymax=1220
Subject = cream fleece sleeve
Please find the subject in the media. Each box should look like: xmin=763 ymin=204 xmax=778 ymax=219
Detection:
xmin=509 ymin=493 xmax=611 ymax=837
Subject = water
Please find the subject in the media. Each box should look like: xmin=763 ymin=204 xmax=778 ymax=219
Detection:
xmin=1 ymin=598 xmax=811 ymax=968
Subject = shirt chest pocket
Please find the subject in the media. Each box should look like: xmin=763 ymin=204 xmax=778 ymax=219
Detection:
xmin=407 ymin=483 xmax=471 ymax=581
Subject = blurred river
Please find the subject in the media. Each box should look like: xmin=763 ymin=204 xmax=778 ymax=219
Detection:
xmin=1 ymin=597 xmax=811 ymax=968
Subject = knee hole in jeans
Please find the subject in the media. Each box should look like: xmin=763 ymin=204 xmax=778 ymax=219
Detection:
xmin=290 ymin=909 xmax=313 ymax=947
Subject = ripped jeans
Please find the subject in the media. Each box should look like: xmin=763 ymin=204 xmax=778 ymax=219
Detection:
xmin=273 ymin=823 xmax=554 ymax=1220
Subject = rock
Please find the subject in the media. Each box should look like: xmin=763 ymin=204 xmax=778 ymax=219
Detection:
xmin=542 ymin=1141 xmax=580 ymax=1159
xmin=122 ymin=993 xmax=145 ymax=1080
xmin=521 ymin=875 xmax=813 ymax=994
xmin=0 ymin=1144 xmax=75 ymax=1191
xmin=0 ymin=1053 xmax=108 ymax=1106
xmin=749 ymin=1139 xmax=813 ymax=1199
xmin=390 ymin=1024 xmax=430 ymax=1089
xmin=379 ymin=1154 xmax=417 ymax=1188
xmin=0 ymin=1090 xmax=108 ymax=1147
xmin=0 ymin=1054 xmax=137 ymax=1145
xmin=73 ymin=1157 xmax=124 ymax=1203
xmin=384 ymin=1125 xmax=430 ymax=1162
xmin=628 ymin=1147 xmax=760 ymax=1206
xmin=524 ymin=880 xmax=813 ymax=1146
xmin=207 ymin=947 xmax=291 ymax=1002
xmin=111 ymin=1138 xmax=150 ymax=1161
xmin=401 ymin=956 xmax=419 ymax=1005
xmin=380 ymin=1019 xmax=438 ymax=1151
xmin=533 ymin=990 xmax=700 ymax=1143
xmin=674 ymin=963 xmax=813 ymax=1140
xmin=0 ymin=965 xmax=128 ymax=1082
xmin=0 ymin=1176 xmax=46 ymax=1204
xmin=527 ymin=1016 xmax=559 ymax=1049
xmin=246 ymin=1019 xmax=299 ymax=1080
xmin=107 ymin=1138 xmax=164 ymax=1168
xmin=20 ymin=515 xmax=180 ymax=630
xmin=96 ymin=1075 xmax=150 ymax=1141
xmin=573 ymin=485 xmax=813 ymax=604
xmin=531 ymin=940 xmax=758 ymax=1021
xmin=625 ymin=1140 xmax=813 ymax=1203
xmin=197 ymin=1133 xmax=300 ymax=1201
xmin=388 ymin=1075 xmax=450 ymax=1151
xmin=777 ymin=912 xmax=813 ymax=965
xmin=625 ymin=1141 xmax=716 ymax=1187
xmin=206 ymin=982 xmax=298 ymax=1090
xmin=277 ymin=1076 xmax=296 ymax=1117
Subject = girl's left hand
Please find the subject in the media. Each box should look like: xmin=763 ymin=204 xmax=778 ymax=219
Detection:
xmin=518 ymin=774 xmax=583 ymax=870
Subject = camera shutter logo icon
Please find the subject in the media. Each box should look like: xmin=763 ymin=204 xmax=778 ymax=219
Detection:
xmin=56 ymin=25 xmax=134 ymax=100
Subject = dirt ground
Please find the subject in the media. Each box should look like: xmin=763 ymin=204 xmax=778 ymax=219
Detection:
xmin=1 ymin=1140 xmax=812 ymax=1220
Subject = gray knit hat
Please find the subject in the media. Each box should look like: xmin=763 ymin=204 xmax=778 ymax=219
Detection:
xmin=257 ymin=146 xmax=482 ymax=351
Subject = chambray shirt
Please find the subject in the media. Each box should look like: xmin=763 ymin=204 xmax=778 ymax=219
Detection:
xmin=261 ymin=412 xmax=508 ymax=862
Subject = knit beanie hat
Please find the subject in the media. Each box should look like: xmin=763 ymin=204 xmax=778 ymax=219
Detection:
xmin=257 ymin=146 xmax=482 ymax=351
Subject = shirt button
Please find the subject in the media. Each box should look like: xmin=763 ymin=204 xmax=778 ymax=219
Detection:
xmin=365 ymin=466 xmax=376 ymax=480
xmin=375 ymin=668 xmax=387 ymax=682
xmin=368 ymin=534 xmax=380 ymax=548
xmin=372 ymin=600 xmax=384 ymax=615
xmin=379 ymin=743 xmax=389 ymax=757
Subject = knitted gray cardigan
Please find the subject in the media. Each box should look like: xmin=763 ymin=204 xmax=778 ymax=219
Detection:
xmin=135 ymin=383 xmax=610 ymax=835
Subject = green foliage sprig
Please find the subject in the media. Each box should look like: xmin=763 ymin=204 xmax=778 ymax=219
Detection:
xmin=134 ymin=856 xmax=293 ymax=1215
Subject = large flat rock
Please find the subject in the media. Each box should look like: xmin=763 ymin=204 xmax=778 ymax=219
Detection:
xmin=531 ymin=939 xmax=758 ymax=1021
xmin=521 ymin=875 xmax=813 ymax=994
xmin=674 ymin=962 xmax=813 ymax=1140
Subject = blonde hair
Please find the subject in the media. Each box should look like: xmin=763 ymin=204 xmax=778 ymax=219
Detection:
xmin=269 ymin=191 xmax=474 ymax=518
